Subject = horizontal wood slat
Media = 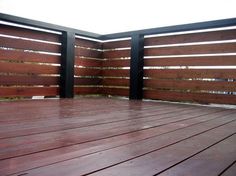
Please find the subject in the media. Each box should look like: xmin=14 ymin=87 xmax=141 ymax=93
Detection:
xmin=103 ymin=40 xmax=131 ymax=49
xmin=75 ymin=48 xmax=102 ymax=58
xmin=103 ymin=49 xmax=130 ymax=59
xmin=103 ymin=59 xmax=130 ymax=67
xmin=74 ymin=87 xmax=100 ymax=95
xmin=145 ymin=29 xmax=236 ymax=46
xmin=0 ymin=49 xmax=60 ymax=63
xmin=144 ymin=56 xmax=236 ymax=66
xmin=144 ymin=43 xmax=236 ymax=56
xmin=74 ymin=57 xmax=102 ymax=67
xmin=0 ymin=24 xmax=60 ymax=43
xmin=74 ymin=68 xmax=101 ymax=76
xmin=143 ymin=89 xmax=236 ymax=105
xmin=75 ymin=38 xmax=102 ymax=49
xmin=101 ymin=87 xmax=129 ymax=97
xmin=144 ymin=79 xmax=236 ymax=92
xmin=0 ymin=75 xmax=59 ymax=85
xmin=0 ymin=36 xmax=61 ymax=53
xmin=74 ymin=78 xmax=102 ymax=85
xmin=102 ymin=78 xmax=129 ymax=87
xmin=0 ymin=87 xmax=59 ymax=97
xmin=102 ymin=69 xmax=130 ymax=77
xmin=144 ymin=69 xmax=236 ymax=79
xmin=0 ymin=62 xmax=60 ymax=75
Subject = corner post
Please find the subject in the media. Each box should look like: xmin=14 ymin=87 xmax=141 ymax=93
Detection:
xmin=129 ymin=34 xmax=144 ymax=99
xmin=60 ymin=31 xmax=75 ymax=98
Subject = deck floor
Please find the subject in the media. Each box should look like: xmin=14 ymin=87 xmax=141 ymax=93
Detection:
xmin=0 ymin=97 xmax=235 ymax=176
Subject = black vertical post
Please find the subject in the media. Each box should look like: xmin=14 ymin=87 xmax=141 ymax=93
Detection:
xmin=129 ymin=34 xmax=144 ymax=100
xmin=60 ymin=31 xmax=75 ymax=98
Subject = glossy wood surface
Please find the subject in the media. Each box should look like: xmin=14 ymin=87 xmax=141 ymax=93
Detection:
xmin=0 ymin=97 xmax=235 ymax=176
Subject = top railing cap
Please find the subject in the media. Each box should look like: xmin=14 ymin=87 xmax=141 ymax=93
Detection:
xmin=101 ymin=18 xmax=236 ymax=40
xmin=0 ymin=13 xmax=102 ymax=39
xmin=1 ymin=13 xmax=236 ymax=40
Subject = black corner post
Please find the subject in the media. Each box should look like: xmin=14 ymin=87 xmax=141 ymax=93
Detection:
xmin=129 ymin=34 xmax=144 ymax=100
xmin=60 ymin=31 xmax=75 ymax=98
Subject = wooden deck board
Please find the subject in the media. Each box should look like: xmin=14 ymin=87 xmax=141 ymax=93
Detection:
xmin=221 ymin=162 xmax=236 ymax=176
xmin=0 ymin=97 xmax=235 ymax=176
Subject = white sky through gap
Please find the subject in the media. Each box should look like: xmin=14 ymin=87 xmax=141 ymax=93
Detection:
xmin=0 ymin=0 xmax=236 ymax=34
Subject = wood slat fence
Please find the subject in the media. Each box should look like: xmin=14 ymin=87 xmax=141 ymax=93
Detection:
xmin=0 ymin=14 xmax=236 ymax=104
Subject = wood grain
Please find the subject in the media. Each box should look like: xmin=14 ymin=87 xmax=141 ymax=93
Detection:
xmin=103 ymin=59 xmax=130 ymax=67
xmin=74 ymin=78 xmax=102 ymax=85
xmin=101 ymin=87 xmax=129 ymax=96
xmin=75 ymin=57 xmax=102 ymax=67
xmin=103 ymin=40 xmax=131 ymax=49
xmin=0 ymin=36 xmax=60 ymax=53
xmin=144 ymin=43 xmax=236 ymax=56
xmin=103 ymin=49 xmax=130 ymax=59
xmin=0 ymin=87 xmax=59 ymax=97
xmin=0 ymin=75 xmax=59 ymax=86
xmin=102 ymin=69 xmax=130 ymax=77
xmin=74 ymin=67 xmax=101 ymax=76
xmin=0 ymin=49 xmax=60 ymax=63
xmin=144 ymin=55 xmax=236 ymax=66
xmin=144 ymin=79 xmax=236 ymax=92
xmin=0 ymin=24 xmax=60 ymax=43
xmin=75 ymin=47 xmax=102 ymax=58
xmin=145 ymin=29 xmax=236 ymax=46
xmin=144 ymin=89 xmax=236 ymax=105
xmin=75 ymin=38 xmax=102 ymax=49
xmin=0 ymin=62 xmax=60 ymax=75
xmin=144 ymin=69 xmax=236 ymax=79
xmin=102 ymin=78 xmax=129 ymax=87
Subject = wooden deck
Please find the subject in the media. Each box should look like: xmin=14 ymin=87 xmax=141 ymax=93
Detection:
xmin=0 ymin=97 xmax=235 ymax=176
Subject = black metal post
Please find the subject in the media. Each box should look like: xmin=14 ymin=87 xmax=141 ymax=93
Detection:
xmin=60 ymin=31 xmax=75 ymax=98
xmin=129 ymin=34 xmax=144 ymax=100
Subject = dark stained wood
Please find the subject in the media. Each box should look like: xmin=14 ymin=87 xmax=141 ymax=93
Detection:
xmin=102 ymin=69 xmax=130 ymax=77
xmin=89 ymin=122 xmax=236 ymax=176
xmin=1 ymin=98 xmax=234 ymax=176
xmin=144 ymin=29 xmax=236 ymax=46
xmin=220 ymin=162 xmax=236 ymax=176
xmin=0 ymin=102 xmax=200 ymax=139
xmin=0 ymin=87 xmax=59 ymax=97
xmin=0 ymin=24 xmax=60 ymax=43
xmin=144 ymin=69 xmax=236 ymax=79
xmin=0 ymin=62 xmax=60 ymax=75
xmin=1 ymin=99 xmax=233 ymax=175
xmin=0 ymin=101 xmax=221 ymax=159
xmin=157 ymin=135 xmax=236 ymax=176
xmin=101 ymin=87 xmax=129 ymax=96
xmin=0 ymin=75 xmax=59 ymax=86
xmin=103 ymin=40 xmax=131 ymax=49
xmin=74 ymin=78 xmax=102 ymax=85
xmin=144 ymin=43 xmax=236 ymax=56
xmin=75 ymin=47 xmax=102 ymax=58
xmin=102 ymin=78 xmax=129 ymax=87
xmin=103 ymin=59 xmax=130 ymax=67
xmin=74 ymin=67 xmax=101 ymax=76
xmin=74 ymin=87 xmax=101 ymax=95
xmin=0 ymin=99 xmax=192 ymax=126
xmin=0 ymin=98 xmax=235 ymax=176
xmin=75 ymin=38 xmax=102 ymax=49
xmin=75 ymin=57 xmax=102 ymax=67
xmin=0 ymin=36 xmax=61 ymax=53
xmin=144 ymin=79 xmax=236 ymax=92
xmin=143 ymin=89 xmax=236 ymax=105
xmin=103 ymin=49 xmax=131 ymax=59
xmin=0 ymin=49 xmax=60 ymax=63
xmin=144 ymin=55 xmax=236 ymax=66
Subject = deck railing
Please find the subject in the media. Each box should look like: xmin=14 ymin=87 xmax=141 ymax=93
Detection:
xmin=0 ymin=13 xmax=236 ymax=104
